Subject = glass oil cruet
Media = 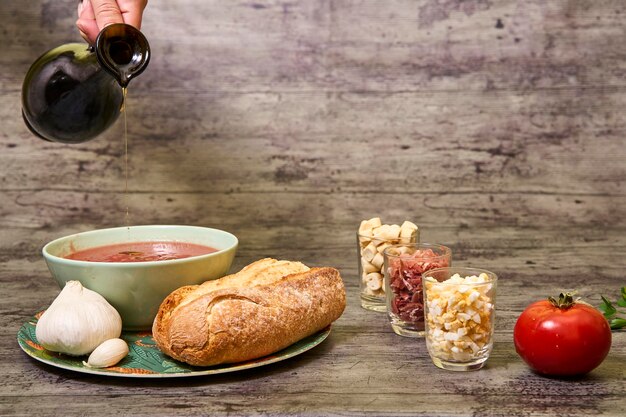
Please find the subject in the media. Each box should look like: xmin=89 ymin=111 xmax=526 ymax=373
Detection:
xmin=21 ymin=23 xmax=150 ymax=144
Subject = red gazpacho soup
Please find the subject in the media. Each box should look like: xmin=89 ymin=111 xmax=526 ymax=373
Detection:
xmin=64 ymin=241 xmax=218 ymax=263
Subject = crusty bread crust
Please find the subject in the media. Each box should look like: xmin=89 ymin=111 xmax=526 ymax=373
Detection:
xmin=152 ymin=259 xmax=346 ymax=366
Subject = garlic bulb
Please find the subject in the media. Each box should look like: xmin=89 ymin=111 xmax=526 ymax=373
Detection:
xmin=36 ymin=281 xmax=122 ymax=356
xmin=83 ymin=338 xmax=129 ymax=368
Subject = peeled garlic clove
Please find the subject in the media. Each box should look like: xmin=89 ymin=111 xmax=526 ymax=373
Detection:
xmin=361 ymin=259 xmax=378 ymax=274
xmin=372 ymin=224 xmax=389 ymax=239
xmin=365 ymin=272 xmax=383 ymax=291
xmin=359 ymin=217 xmax=381 ymax=234
xmin=370 ymin=252 xmax=384 ymax=269
xmin=358 ymin=220 xmax=373 ymax=237
xmin=388 ymin=224 xmax=401 ymax=239
xmin=83 ymin=338 xmax=129 ymax=368
xmin=361 ymin=241 xmax=378 ymax=262
xmin=376 ymin=242 xmax=391 ymax=254
xmin=400 ymin=220 xmax=418 ymax=241
xmin=396 ymin=245 xmax=412 ymax=255
xmin=373 ymin=224 xmax=401 ymax=241
xmin=36 ymin=281 xmax=122 ymax=356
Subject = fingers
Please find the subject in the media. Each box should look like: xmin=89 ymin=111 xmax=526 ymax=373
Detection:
xmin=120 ymin=9 xmax=142 ymax=30
xmin=76 ymin=0 xmax=147 ymax=44
xmin=91 ymin=0 xmax=124 ymax=30
xmin=118 ymin=0 xmax=148 ymax=29
xmin=76 ymin=19 xmax=100 ymax=44
xmin=76 ymin=0 xmax=99 ymax=44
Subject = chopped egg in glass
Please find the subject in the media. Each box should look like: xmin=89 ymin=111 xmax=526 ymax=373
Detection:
xmin=423 ymin=268 xmax=497 ymax=371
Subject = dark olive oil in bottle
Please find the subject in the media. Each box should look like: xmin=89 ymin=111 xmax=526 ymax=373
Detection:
xmin=21 ymin=44 xmax=124 ymax=143
xmin=22 ymin=23 xmax=150 ymax=230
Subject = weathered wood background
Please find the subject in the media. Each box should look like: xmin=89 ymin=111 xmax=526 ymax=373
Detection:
xmin=1 ymin=0 xmax=625 ymax=416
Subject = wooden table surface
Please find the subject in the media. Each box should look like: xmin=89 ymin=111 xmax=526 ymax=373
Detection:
xmin=1 ymin=1 xmax=625 ymax=416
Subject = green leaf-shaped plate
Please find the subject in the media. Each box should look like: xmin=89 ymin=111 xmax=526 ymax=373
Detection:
xmin=18 ymin=312 xmax=331 ymax=378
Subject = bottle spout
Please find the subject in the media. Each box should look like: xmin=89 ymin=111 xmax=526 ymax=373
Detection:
xmin=95 ymin=23 xmax=150 ymax=87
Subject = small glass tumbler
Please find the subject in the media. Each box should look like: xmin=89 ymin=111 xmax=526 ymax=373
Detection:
xmin=357 ymin=228 xmax=419 ymax=312
xmin=383 ymin=243 xmax=451 ymax=336
xmin=422 ymin=267 xmax=497 ymax=371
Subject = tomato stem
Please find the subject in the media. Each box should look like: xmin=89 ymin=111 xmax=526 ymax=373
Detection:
xmin=548 ymin=292 xmax=577 ymax=309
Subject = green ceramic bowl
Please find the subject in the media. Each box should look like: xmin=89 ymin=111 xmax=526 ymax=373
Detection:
xmin=42 ymin=225 xmax=238 ymax=330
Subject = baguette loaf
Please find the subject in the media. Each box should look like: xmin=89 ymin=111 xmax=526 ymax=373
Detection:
xmin=152 ymin=258 xmax=346 ymax=366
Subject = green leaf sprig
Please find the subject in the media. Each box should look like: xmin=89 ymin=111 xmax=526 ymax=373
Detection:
xmin=599 ymin=287 xmax=626 ymax=330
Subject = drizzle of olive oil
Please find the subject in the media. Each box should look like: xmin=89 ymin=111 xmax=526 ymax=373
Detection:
xmin=121 ymin=87 xmax=129 ymax=230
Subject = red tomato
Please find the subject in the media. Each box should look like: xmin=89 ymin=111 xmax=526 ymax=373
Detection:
xmin=514 ymin=294 xmax=612 ymax=376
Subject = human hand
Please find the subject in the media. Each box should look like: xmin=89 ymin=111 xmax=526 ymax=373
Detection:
xmin=77 ymin=0 xmax=148 ymax=44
